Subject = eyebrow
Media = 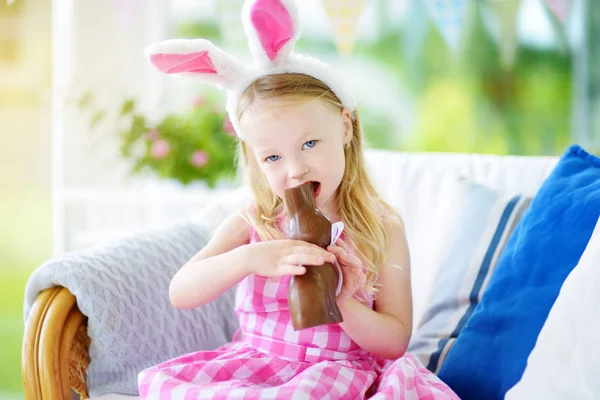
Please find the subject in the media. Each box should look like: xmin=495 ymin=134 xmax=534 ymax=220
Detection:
xmin=256 ymin=148 xmax=275 ymax=156
xmin=301 ymin=131 xmax=313 ymax=140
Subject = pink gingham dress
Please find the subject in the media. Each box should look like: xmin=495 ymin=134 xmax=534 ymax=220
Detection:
xmin=138 ymin=223 xmax=459 ymax=399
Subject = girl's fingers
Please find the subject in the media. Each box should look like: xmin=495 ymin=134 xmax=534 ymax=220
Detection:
xmin=335 ymin=238 xmax=350 ymax=252
xmin=328 ymin=246 xmax=362 ymax=271
xmin=339 ymin=253 xmax=362 ymax=268
xmin=293 ymin=242 xmax=336 ymax=262
xmin=283 ymin=253 xmax=329 ymax=266
xmin=331 ymin=242 xmax=361 ymax=266
xmin=280 ymin=264 xmax=306 ymax=275
xmin=327 ymin=245 xmax=346 ymax=257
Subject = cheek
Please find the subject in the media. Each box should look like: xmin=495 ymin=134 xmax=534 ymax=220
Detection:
xmin=261 ymin=166 xmax=286 ymax=197
xmin=332 ymin=157 xmax=346 ymax=185
xmin=320 ymin=147 xmax=346 ymax=186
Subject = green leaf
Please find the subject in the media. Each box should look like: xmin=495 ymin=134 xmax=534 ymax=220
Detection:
xmin=120 ymin=99 xmax=136 ymax=116
xmin=77 ymin=92 xmax=93 ymax=109
xmin=129 ymin=115 xmax=148 ymax=142
xmin=90 ymin=111 xmax=106 ymax=129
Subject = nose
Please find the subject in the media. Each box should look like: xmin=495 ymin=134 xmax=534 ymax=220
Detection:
xmin=288 ymin=158 xmax=310 ymax=181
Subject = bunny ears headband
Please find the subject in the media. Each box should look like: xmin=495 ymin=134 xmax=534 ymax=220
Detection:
xmin=144 ymin=0 xmax=356 ymax=138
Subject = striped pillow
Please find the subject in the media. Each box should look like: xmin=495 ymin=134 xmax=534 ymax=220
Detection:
xmin=407 ymin=180 xmax=531 ymax=373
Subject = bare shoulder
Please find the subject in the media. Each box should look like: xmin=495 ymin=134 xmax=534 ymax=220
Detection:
xmin=213 ymin=209 xmax=252 ymax=244
xmin=189 ymin=207 xmax=252 ymax=262
xmin=373 ymin=202 xmax=407 ymax=251
xmin=382 ymin=217 xmax=410 ymax=264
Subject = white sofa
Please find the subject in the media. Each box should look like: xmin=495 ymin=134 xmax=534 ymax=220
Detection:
xmin=195 ymin=149 xmax=559 ymax=326
xmin=25 ymin=149 xmax=562 ymax=400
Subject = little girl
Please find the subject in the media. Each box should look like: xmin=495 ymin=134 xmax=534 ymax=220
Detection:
xmin=141 ymin=0 xmax=459 ymax=398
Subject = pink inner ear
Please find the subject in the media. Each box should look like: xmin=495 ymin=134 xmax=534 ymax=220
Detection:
xmin=150 ymin=51 xmax=217 ymax=74
xmin=251 ymin=0 xmax=294 ymax=61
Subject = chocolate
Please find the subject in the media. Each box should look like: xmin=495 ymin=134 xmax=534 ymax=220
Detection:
xmin=283 ymin=182 xmax=343 ymax=330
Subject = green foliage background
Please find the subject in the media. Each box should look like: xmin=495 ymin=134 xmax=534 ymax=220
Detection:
xmin=177 ymin=0 xmax=575 ymax=171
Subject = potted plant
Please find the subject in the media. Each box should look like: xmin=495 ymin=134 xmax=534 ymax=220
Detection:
xmin=78 ymin=91 xmax=239 ymax=188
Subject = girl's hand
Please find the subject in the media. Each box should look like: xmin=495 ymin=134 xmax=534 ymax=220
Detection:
xmin=327 ymin=238 xmax=366 ymax=305
xmin=244 ymin=240 xmax=336 ymax=277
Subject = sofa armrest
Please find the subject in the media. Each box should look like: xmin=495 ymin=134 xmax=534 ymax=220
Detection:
xmin=22 ymin=287 xmax=90 ymax=400
xmin=22 ymin=222 xmax=239 ymax=397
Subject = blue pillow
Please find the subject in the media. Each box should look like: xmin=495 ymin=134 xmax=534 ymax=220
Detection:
xmin=437 ymin=145 xmax=600 ymax=400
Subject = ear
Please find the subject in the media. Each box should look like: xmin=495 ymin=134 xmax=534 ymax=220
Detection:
xmin=145 ymin=39 xmax=248 ymax=90
xmin=341 ymin=108 xmax=353 ymax=145
xmin=242 ymin=0 xmax=300 ymax=66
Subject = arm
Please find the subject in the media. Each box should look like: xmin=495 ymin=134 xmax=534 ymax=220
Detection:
xmin=170 ymin=211 xmax=336 ymax=310
xmin=337 ymin=221 xmax=413 ymax=359
xmin=169 ymin=212 xmax=251 ymax=309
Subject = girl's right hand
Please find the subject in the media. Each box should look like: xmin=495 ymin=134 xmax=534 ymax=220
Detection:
xmin=243 ymin=240 xmax=337 ymax=277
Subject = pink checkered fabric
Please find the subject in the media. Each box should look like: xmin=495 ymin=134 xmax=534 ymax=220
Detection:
xmin=138 ymin=224 xmax=459 ymax=399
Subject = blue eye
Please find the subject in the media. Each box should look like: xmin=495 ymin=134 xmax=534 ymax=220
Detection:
xmin=266 ymin=155 xmax=280 ymax=163
xmin=303 ymin=140 xmax=317 ymax=149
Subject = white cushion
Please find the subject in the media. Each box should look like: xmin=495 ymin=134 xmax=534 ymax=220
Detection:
xmin=505 ymin=216 xmax=600 ymax=399
xmin=407 ymin=180 xmax=531 ymax=371
xmin=363 ymin=149 xmax=557 ymax=326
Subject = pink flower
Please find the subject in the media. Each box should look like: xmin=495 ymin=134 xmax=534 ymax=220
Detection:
xmin=190 ymin=150 xmax=209 ymax=167
xmin=146 ymin=129 xmax=160 ymax=141
xmin=223 ymin=116 xmax=236 ymax=136
xmin=193 ymin=96 xmax=206 ymax=108
xmin=150 ymin=139 xmax=171 ymax=159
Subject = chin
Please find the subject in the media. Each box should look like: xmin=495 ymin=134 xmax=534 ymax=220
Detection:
xmin=316 ymin=191 xmax=335 ymax=214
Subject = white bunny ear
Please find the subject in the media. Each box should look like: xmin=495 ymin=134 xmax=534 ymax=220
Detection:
xmin=145 ymin=39 xmax=248 ymax=90
xmin=242 ymin=0 xmax=300 ymax=66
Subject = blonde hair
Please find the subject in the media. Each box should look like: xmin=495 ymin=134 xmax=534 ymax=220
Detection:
xmin=237 ymin=73 xmax=402 ymax=296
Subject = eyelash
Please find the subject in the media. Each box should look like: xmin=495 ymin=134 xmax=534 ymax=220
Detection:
xmin=264 ymin=140 xmax=318 ymax=163
xmin=303 ymin=140 xmax=317 ymax=149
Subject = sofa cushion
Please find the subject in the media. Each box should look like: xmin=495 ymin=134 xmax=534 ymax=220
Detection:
xmin=363 ymin=150 xmax=557 ymax=328
xmin=407 ymin=180 xmax=530 ymax=373
xmin=437 ymin=145 xmax=600 ymax=399
xmin=505 ymin=216 xmax=600 ymax=400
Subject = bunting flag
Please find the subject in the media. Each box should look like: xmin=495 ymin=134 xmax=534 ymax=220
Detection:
xmin=423 ymin=0 xmax=470 ymax=52
xmin=544 ymin=0 xmax=571 ymax=23
xmin=488 ymin=0 xmax=521 ymax=69
xmin=322 ymin=0 xmax=368 ymax=55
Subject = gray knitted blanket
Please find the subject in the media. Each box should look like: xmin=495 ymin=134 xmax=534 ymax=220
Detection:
xmin=23 ymin=222 xmax=240 ymax=397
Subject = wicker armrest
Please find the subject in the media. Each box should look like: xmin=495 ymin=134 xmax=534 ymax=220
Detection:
xmin=22 ymin=287 xmax=91 ymax=400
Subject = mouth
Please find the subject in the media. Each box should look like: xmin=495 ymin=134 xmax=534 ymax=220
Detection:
xmin=311 ymin=181 xmax=321 ymax=198
xmin=291 ymin=181 xmax=321 ymax=197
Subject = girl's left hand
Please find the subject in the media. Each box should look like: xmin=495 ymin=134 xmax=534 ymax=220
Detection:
xmin=327 ymin=238 xmax=366 ymax=305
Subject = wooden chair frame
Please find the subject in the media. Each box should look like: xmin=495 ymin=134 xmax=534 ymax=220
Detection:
xmin=22 ymin=287 xmax=91 ymax=400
